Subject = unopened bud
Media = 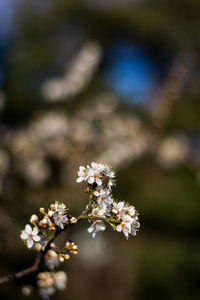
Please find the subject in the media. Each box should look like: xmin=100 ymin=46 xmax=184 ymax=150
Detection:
xmin=40 ymin=207 xmax=45 ymax=214
xmin=41 ymin=218 xmax=47 ymax=225
xmin=50 ymin=204 xmax=55 ymax=210
xmin=65 ymin=242 xmax=70 ymax=249
xmin=70 ymin=217 xmax=77 ymax=224
xmin=59 ymin=256 xmax=64 ymax=262
xmin=30 ymin=214 xmax=38 ymax=224
xmin=50 ymin=243 xmax=56 ymax=248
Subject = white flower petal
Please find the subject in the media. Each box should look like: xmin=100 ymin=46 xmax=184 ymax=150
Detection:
xmin=25 ymin=224 xmax=32 ymax=234
xmin=27 ymin=239 xmax=33 ymax=248
xmin=76 ymin=177 xmax=84 ymax=183
xmin=96 ymin=178 xmax=102 ymax=186
xmin=93 ymin=191 xmax=99 ymax=197
xmin=33 ymin=235 xmax=41 ymax=242
xmin=92 ymin=232 xmax=96 ymax=238
xmin=88 ymin=177 xmax=94 ymax=184
xmin=79 ymin=166 xmax=86 ymax=171
xmin=88 ymin=169 xmax=94 ymax=177
xmin=91 ymin=162 xmax=97 ymax=169
xmin=20 ymin=231 xmax=29 ymax=240
xmin=87 ymin=225 xmax=94 ymax=233
xmin=32 ymin=227 xmax=39 ymax=235
xmin=116 ymin=225 xmax=122 ymax=232
xmin=96 ymin=223 xmax=106 ymax=231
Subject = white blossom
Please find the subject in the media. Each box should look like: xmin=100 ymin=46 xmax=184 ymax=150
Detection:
xmin=44 ymin=250 xmax=59 ymax=270
xmin=54 ymin=271 xmax=68 ymax=290
xmin=54 ymin=202 xmax=67 ymax=214
xmin=87 ymin=220 xmax=106 ymax=238
xmin=103 ymin=165 xmax=115 ymax=188
xmin=93 ymin=186 xmax=110 ymax=197
xmin=76 ymin=166 xmax=89 ymax=183
xmin=87 ymin=163 xmax=103 ymax=186
xmin=53 ymin=212 xmax=68 ymax=230
xmin=91 ymin=207 xmax=105 ymax=218
xmin=125 ymin=205 xmax=136 ymax=217
xmin=116 ymin=221 xmax=131 ymax=240
xmin=96 ymin=192 xmax=113 ymax=213
xmin=20 ymin=224 xmax=41 ymax=248
xmin=131 ymin=221 xmax=140 ymax=236
xmin=39 ymin=286 xmax=55 ymax=299
xmin=112 ymin=201 xmax=125 ymax=217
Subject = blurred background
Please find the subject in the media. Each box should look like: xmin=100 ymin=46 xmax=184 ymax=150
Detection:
xmin=0 ymin=0 xmax=200 ymax=299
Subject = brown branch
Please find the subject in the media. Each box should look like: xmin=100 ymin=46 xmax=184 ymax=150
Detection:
xmin=0 ymin=253 xmax=40 ymax=285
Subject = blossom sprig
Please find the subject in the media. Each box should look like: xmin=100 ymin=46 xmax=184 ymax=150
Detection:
xmin=76 ymin=162 xmax=140 ymax=239
xmin=19 ymin=201 xmax=78 ymax=298
xmin=0 ymin=162 xmax=140 ymax=300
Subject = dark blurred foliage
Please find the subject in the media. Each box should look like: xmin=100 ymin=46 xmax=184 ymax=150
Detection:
xmin=0 ymin=0 xmax=200 ymax=299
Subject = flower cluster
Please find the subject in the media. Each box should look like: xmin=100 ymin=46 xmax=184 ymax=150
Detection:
xmin=76 ymin=162 xmax=140 ymax=239
xmin=18 ymin=162 xmax=140 ymax=299
xmin=77 ymin=162 xmax=115 ymax=188
xmin=37 ymin=271 xmax=67 ymax=299
xmin=20 ymin=201 xmax=72 ymax=250
xmin=39 ymin=202 xmax=69 ymax=230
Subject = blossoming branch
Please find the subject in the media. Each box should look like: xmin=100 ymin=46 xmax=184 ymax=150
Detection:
xmin=0 ymin=162 xmax=140 ymax=299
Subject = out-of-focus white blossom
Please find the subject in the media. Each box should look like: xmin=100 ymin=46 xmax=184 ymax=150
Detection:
xmin=53 ymin=271 xmax=68 ymax=290
xmin=44 ymin=250 xmax=60 ymax=270
xmin=41 ymin=41 xmax=102 ymax=102
xmin=157 ymin=135 xmax=189 ymax=168
xmin=37 ymin=271 xmax=67 ymax=299
xmin=21 ymin=285 xmax=33 ymax=296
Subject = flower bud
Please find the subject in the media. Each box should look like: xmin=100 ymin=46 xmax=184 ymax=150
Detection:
xmin=50 ymin=204 xmax=55 ymax=211
xmin=40 ymin=207 xmax=45 ymax=214
xmin=59 ymin=256 xmax=64 ymax=262
xmin=70 ymin=217 xmax=77 ymax=224
xmin=30 ymin=214 xmax=38 ymax=224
